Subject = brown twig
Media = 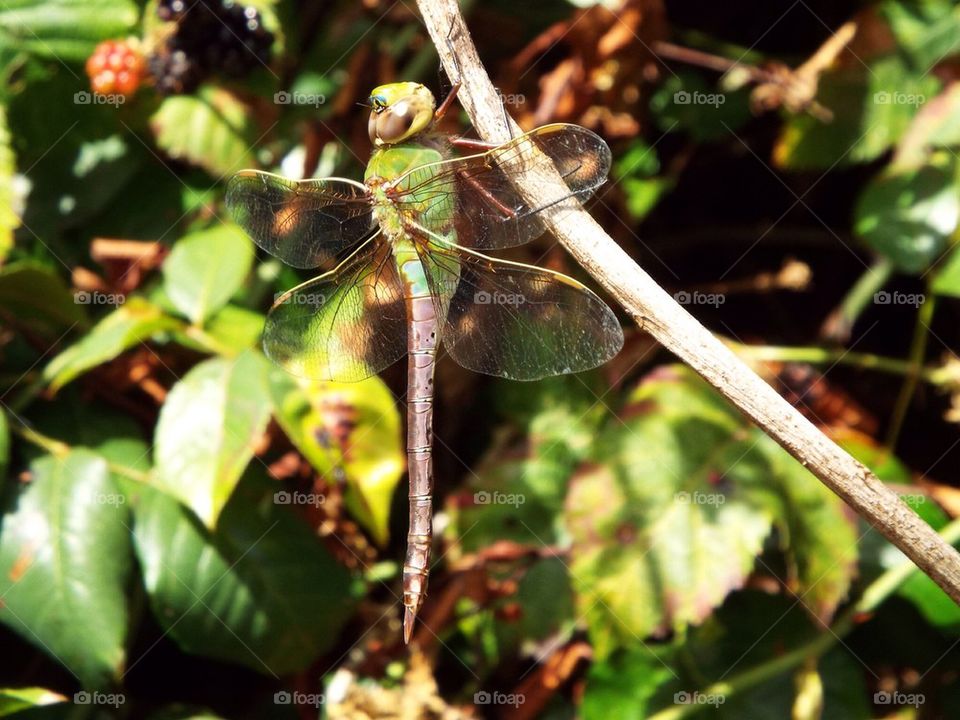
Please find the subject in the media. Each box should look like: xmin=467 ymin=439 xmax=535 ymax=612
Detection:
xmin=414 ymin=0 xmax=960 ymax=606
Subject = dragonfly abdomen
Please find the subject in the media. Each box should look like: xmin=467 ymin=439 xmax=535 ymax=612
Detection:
xmin=396 ymin=240 xmax=439 ymax=643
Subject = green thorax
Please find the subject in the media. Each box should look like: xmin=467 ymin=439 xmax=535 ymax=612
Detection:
xmin=364 ymin=141 xmax=442 ymax=183
xmin=365 ymin=140 xmax=456 ymax=246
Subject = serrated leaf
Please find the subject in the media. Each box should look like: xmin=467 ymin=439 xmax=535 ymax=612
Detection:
xmin=0 ymin=450 xmax=131 ymax=688
xmin=0 ymin=262 xmax=85 ymax=337
xmin=755 ymin=433 xmax=857 ymax=622
xmin=131 ymin=474 xmax=358 ymax=675
xmin=566 ymin=367 xmax=780 ymax=657
xmin=150 ymin=87 xmax=258 ymax=177
xmin=163 ymin=225 xmax=255 ymax=325
xmin=0 ymin=0 xmax=138 ymax=62
xmin=0 ymin=688 xmax=66 ymax=716
xmin=854 ymin=161 xmax=959 ymax=273
xmin=43 ymin=297 xmax=183 ymax=390
xmin=153 ymin=352 xmax=272 ymax=527
xmin=0 ymin=106 xmax=18 ymax=262
xmin=268 ymin=369 xmax=403 ymax=546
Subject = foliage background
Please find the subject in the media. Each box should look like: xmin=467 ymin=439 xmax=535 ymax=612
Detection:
xmin=1 ymin=0 xmax=960 ymax=718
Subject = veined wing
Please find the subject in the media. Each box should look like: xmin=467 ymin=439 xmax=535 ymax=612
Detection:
xmin=226 ymin=170 xmax=375 ymax=269
xmin=264 ymin=234 xmax=407 ymax=382
xmin=415 ymin=234 xmax=623 ymax=381
xmin=392 ymin=124 xmax=611 ymax=250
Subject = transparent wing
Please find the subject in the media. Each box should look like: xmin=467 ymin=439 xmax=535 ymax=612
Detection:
xmin=264 ymin=234 xmax=407 ymax=382
xmin=416 ymin=236 xmax=624 ymax=381
xmin=391 ymin=123 xmax=611 ymax=250
xmin=226 ymin=170 xmax=375 ymax=269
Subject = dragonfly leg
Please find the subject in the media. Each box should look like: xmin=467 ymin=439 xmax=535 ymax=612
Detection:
xmin=457 ymin=168 xmax=517 ymax=219
xmin=434 ymin=80 xmax=462 ymax=123
xmin=449 ymin=136 xmax=500 ymax=152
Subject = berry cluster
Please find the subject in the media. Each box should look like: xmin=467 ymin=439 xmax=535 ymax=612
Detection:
xmin=150 ymin=0 xmax=274 ymax=95
xmin=85 ymin=39 xmax=146 ymax=96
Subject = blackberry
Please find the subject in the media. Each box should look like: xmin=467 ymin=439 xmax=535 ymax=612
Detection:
xmin=150 ymin=0 xmax=274 ymax=94
xmin=148 ymin=48 xmax=203 ymax=95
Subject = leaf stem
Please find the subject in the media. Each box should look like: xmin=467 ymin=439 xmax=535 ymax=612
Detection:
xmin=820 ymin=256 xmax=894 ymax=342
xmin=10 ymin=421 xmax=150 ymax=483
xmin=886 ymin=291 xmax=936 ymax=449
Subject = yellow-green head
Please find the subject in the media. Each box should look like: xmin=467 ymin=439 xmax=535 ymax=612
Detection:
xmin=367 ymin=82 xmax=436 ymax=147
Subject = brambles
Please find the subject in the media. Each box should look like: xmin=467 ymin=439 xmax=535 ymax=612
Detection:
xmin=85 ymin=38 xmax=146 ymax=97
xmin=150 ymin=0 xmax=274 ymax=95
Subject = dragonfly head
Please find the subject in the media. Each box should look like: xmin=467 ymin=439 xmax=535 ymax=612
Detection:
xmin=367 ymin=82 xmax=436 ymax=147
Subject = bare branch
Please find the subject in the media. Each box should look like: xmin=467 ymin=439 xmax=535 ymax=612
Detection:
xmin=415 ymin=0 xmax=960 ymax=605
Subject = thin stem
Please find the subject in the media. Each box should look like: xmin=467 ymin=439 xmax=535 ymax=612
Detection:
xmin=11 ymin=421 xmax=150 ymax=483
xmin=647 ymin=517 xmax=960 ymax=719
xmin=730 ymin=343 xmax=943 ymax=383
xmin=886 ymin=292 xmax=936 ymax=449
xmin=820 ymin=256 xmax=894 ymax=342
xmin=414 ymin=0 xmax=960 ymax=606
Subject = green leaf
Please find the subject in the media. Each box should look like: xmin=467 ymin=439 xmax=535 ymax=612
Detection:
xmin=775 ymin=55 xmax=941 ymax=169
xmin=153 ymin=352 xmax=272 ymax=527
xmin=150 ymin=87 xmax=258 ymax=177
xmin=854 ymin=161 xmax=960 ymax=273
xmin=202 ymin=304 xmax=265 ymax=354
xmin=567 ymin=367 xmax=780 ymax=657
xmin=0 ymin=688 xmax=66 ymax=716
xmin=932 ymin=243 xmax=960 ymax=298
xmin=131 ymin=474 xmax=358 ymax=674
xmin=0 ymin=0 xmax=138 ymax=62
xmin=0 ymin=262 xmax=85 ymax=337
xmin=882 ymin=0 xmax=960 ymax=71
xmin=0 ymin=106 xmax=18 ymax=262
xmin=163 ymin=225 xmax=255 ymax=325
xmin=895 ymin=83 xmax=960 ymax=168
xmin=582 ymin=649 xmax=675 ymax=720
xmin=43 ymin=297 xmax=183 ymax=391
xmin=268 ymin=369 xmax=403 ymax=546
xmin=756 ymin=433 xmax=857 ymax=621
xmin=0 ymin=450 xmax=132 ymax=688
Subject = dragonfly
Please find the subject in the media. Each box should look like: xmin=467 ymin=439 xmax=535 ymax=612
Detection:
xmin=226 ymin=81 xmax=623 ymax=643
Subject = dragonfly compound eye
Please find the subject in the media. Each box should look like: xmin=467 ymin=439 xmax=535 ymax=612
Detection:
xmin=368 ymin=87 xmax=436 ymax=145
